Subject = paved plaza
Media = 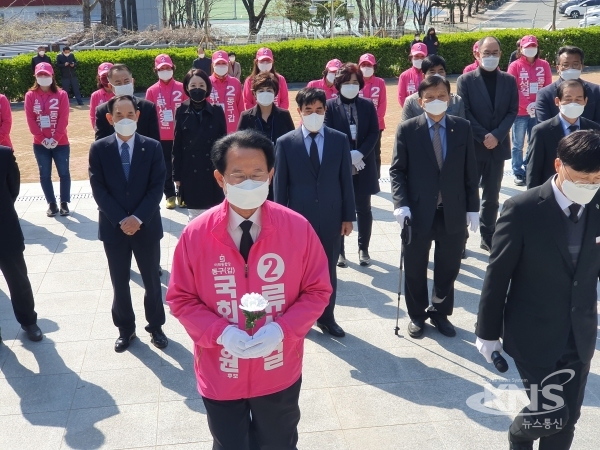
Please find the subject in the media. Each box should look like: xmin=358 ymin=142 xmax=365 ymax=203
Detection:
xmin=0 ymin=165 xmax=599 ymax=450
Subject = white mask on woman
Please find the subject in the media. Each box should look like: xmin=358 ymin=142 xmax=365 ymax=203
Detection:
xmin=214 ymin=65 xmax=229 ymax=77
xmin=256 ymin=91 xmax=275 ymax=107
xmin=36 ymin=76 xmax=53 ymax=87
xmin=157 ymin=70 xmax=173 ymax=81
xmin=226 ymin=179 xmax=270 ymax=210
xmin=340 ymin=84 xmax=360 ymax=99
xmin=412 ymin=59 xmax=423 ymax=69
xmin=258 ymin=62 xmax=273 ymax=73
xmin=326 ymin=72 xmax=336 ymax=84
xmin=361 ymin=67 xmax=374 ymax=78
xmin=522 ymin=47 xmax=538 ymax=58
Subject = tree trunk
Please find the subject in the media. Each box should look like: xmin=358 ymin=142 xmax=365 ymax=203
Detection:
xmin=120 ymin=0 xmax=128 ymax=30
xmin=127 ymin=0 xmax=138 ymax=31
xmin=82 ymin=0 xmax=99 ymax=29
xmin=100 ymin=0 xmax=118 ymax=28
xmin=241 ymin=0 xmax=274 ymax=35
xmin=355 ymin=0 xmax=366 ymax=31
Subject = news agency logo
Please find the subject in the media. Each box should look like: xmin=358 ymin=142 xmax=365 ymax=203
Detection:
xmin=466 ymin=369 xmax=575 ymax=416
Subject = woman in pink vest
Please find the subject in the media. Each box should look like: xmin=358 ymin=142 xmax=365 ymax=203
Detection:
xmin=397 ymin=42 xmax=427 ymax=106
xmin=307 ymin=59 xmax=342 ymax=100
xmin=25 ymin=63 xmax=70 ymax=217
xmin=145 ymin=53 xmax=188 ymax=209
xmin=208 ymin=50 xmax=245 ymax=134
xmin=358 ymin=53 xmax=387 ymax=178
xmin=243 ymin=47 xmax=289 ymax=110
xmin=89 ymin=62 xmax=115 ymax=129
xmin=507 ymin=35 xmax=552 ymax=186
xmin=0 ymin=93 xmax=12 ymax=149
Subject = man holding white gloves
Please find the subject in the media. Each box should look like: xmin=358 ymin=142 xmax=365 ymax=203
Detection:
xmin=390 ymin=75 xmax=480 ymax=339
xmin=167 ymin=130 xmax=331 ymax=450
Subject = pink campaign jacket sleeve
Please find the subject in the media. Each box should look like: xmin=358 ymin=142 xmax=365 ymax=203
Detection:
xmin=397 ymin=74 xmax=406 ymax=107
xmin=543 ymin=60 xmax=552 ymax=87
xmin=243 ymin=77 xmax=256 ymax=110
xmin=377 ymin=78 xmax=387 ymax=129
xmin=274 ymin=221 xmax=332 ymax=341
xmin=89 ymin=91 xmax=99 ymax=128
xmin=24 ymin=92 xmax=45 ymax=142
xmin=277 ymin=75 xmax=290 ymax=109
xmin=52 ymin=90 xmax=70 ymax=143
xmin=167 ymin=230 xmax=231 ymax=348
xmin=0 ymin=95 xmax=12 ymax=143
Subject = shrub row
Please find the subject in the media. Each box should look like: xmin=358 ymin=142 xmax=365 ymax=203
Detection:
xmin=2 ymin=27 xmax=600 ymax=101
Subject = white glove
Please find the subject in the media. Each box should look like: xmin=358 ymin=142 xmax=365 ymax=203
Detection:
xmin=393 ymin=207 xmax=412 ymax=229
xmin=41 ymin=138 xmax=52 ymax=149
xmin=466 ymin=212 xmax=480 ymax=233
xmin=243 ymin=322 xmax=284 ymax=358
xmin=476 ymin=337 xmax=503 ymax=364
xmin=48 ymin=138 xmax=58 ymax=149
xmin=526 ymin=102 xmax=536 ymax=118
xmin=350 ymin=150 xmax=364 ymax=165
xmin=353 ymin=160 xmax=366 ymax=171
xmin=218 ymin=325 xmax=252 ymax=359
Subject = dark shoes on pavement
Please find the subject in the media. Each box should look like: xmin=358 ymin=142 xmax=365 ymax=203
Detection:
xmin=47 ymin=202 xmax=59 ymax=217
xmin=115 ymin=332 xmax=136 ymax=353
xmin=407 ymin=319 xmax=425 ymax=338
xmin=59 ymin=202 xmax=69 ymax=216
xmin=407 ymin=311 xmax=456 ymax=338
xmin=317 ymin=321 xmax=345 ymax=338
xmin=358 ymin=250 xmax=370 ymax=266
xmin=513 ymin=174 xmax=526 ymax=187
xmin=480 ymin=239 xmax=492 ymax=253
xmin=22 ymin=324 xmax=43 ymax=341
xmin=337 ymin=254 xmax=347 ymax=268
xmin=114 ymin=328 xmax=168 ymax=353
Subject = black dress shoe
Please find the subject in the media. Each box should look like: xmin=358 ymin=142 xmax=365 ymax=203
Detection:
xmin=337 ymin=254 xmax=347 ymax=268
xmin=407 ymin=319 xmax=425 ymax=338
xmin=149 ymin=328 xmax=168 ymax=349
xmin=47 ymin=202 xmax=59 ymax=217
xmin=22 ymin=324 xmax=43 ymax=341
xmin=358 ymin=250 xmax=371 ymax=266
xmin=59 ymin=202 xmax=70 ymax=216
xmin=317 ymin=321 xmax=345 ymax=337
xmin=428 ymin=311 xmax=456 ymax=337
xmin=114 ymin=332 xmax=136 ymax=353
xmin=480 ymin=239 xmax=491 ymax=253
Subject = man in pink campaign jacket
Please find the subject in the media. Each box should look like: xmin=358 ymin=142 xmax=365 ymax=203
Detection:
xmin=166 ymin=129 xmax=331 ymax=450
xmin=398 ymin=42 xmax=427 ymax=107
xmin=307 ymin=58 xmax=342 ymax=100
xmin=463 ymin=42 xmax=480 ymax=74
xmin=507 ymin=35 xmax=552 ymax=187
xmin=145 ymin=53 xmax=188 ymax=209
xmin=209 ymin=50 xmax=245 ymax=134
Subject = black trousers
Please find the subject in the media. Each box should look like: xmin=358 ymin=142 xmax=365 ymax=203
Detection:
xmin=477 ymin=157 xmax=505 ymax=242
xmin=404 ymin=209 xmax=463 ymax=321
xmin=0 ymin=250 xmax=37 ymax=326
xmin=61 ymin=76 xmax=82 ymax=103
xmin=160 ymin=140 xmax=176 ymax=199
xmin=202 ymin=376 xmax=302 ymax=450
xmin=510 ymin=333 xmax=590 ymax=450
xmin=103 ymin=236 xmax=165 ymax=335
xmin=341 ymin=190 xmax=373 ymax=256
xmin=318 ymin=234 xmax=341 ymax=324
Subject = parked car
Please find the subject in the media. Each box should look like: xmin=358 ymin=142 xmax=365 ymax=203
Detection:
xmin=559 ymin=0 xmax=580 ymax=12
xmin=565 ymin=0 xmax=600 ymax=18
xmin=579 ymin=12 xmax=600 ymax=25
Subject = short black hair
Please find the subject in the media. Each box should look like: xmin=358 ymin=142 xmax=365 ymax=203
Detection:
xmin=182 ymin=69 xmax=212 ymax=98
xmin=108 ymin=64 xmax=132 ymax=80
xmin=107 ymin=95 xmax=137 ymax=114
xmin=418 ymin=75 xmax=450 ymax=98
xmin=421 ymin=55 xmax=446 ymax=74
xmin=556 ymin=46 xmax=585 ymax=65
xmin=211 ymin=130 xmax=275 ymax=174
xmin=296 ymin=87 xmax=326 ymax=110
xmin=252 ymin=72 xmax=280 ymax=96
xmin=557 ymin=79 xmax=586 ymax=100
xmin=229 ymin=52 xmax=236 ymax=57
xmin=557 ymin=130 xmax=600 ymax=173
xmin=477 ymin=36 xmax=502 ymax=51
xmin=63 ymin=46 xmax=71 ymax=51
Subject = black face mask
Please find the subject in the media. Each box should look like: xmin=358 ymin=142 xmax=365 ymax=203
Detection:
xmin=189 ymin=88 xmax=206 ymax=103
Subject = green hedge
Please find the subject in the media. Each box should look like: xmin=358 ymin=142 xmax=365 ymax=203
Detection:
xmin=2 ymin=27 xmax=600 ymax=101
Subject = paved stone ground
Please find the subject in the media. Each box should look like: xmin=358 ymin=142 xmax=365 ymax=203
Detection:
xmin=1 ymin=164 xmax=599 ymax=450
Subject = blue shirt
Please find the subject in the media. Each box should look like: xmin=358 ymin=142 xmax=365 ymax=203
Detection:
xmin=426 ymin=114 xmax=447 ymax=160
xmin=301 ymin=125 xmax=324 ymax=162
xmin=558 ymin=114 xmax=581 ymax=136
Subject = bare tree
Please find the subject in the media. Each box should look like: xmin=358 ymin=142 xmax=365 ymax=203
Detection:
xmin=82 ymin=0 xmax=100 ymax=29
xmin=412 ymin=0 xmax=433 ymax=32
xmin=99 ymin=0 xmax=118 ymax=27
xmin=241 ymin=0 xmax=275 ymax=35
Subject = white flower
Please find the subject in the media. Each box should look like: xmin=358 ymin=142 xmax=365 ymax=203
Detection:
xmin=239 ymin=293 xmax=268 ymax=312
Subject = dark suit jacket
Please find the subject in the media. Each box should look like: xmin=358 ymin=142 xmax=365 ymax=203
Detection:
xmin=535 ymin=79 xmax=600 ymax=124
xmin=95 ymin=97 xmax=161 ymax=142
xmin=324 ymin=97 xmax=380 ymax=195
xmin=476 ymin=179 xmax=600 ymax=366
xmin=192 ymin=57 xmax=212 ymax=73
xmin=31 ymin=54 xmax=51 ymax=73
xmin=55 ymin=52 xmax=78 ymax=78
xmin=0 ymin=147 xmax=24 ymax=254
xmin=237 ymin=105 xmax=295 ymax=145
xmin=526 ymin=115 xmax=600 ymax=189
xmin=456 ymin=68 xmax=519 ymax=161
xmin=274 ymin=126 xmax=356 ymax=242
xmin=390 ymin=114 xmax=480 ymax=235
xmin=89 ymin=133 xmax=165 ymax=244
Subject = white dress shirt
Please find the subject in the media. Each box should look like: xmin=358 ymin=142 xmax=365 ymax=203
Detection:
xmin=115 ymin=132 xmax=142 ymax=225
xmin=227 ymin=206 xmax=262 ymax=250
xmin=551 ymin=175 xmax=585 ymax=219
xmin=301 ymin=125 xmax=324 ymax=162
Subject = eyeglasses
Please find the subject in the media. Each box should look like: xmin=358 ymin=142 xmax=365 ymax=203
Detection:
xmin=564 ymin=165 xmax=600 ymax=188
xmin=225 ymin=172 xmax=269 ymax=184
xmin=481 ymin=52 xmax=500 ymax=58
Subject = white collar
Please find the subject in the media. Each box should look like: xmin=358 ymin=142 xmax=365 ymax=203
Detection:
xmin=228 ymin=205 xmax=262 ymax=230
xmin=301 ymin=124 xmax=324 ymax=139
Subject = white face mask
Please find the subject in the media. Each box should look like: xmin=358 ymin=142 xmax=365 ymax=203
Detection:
xmin=560 ymin=102 xmax=585 ymax=120
xmin=39 ymin=51 xmax=45 ymax=56
xmin=522 ymin=47 xmax=538 ymax=58
xmin=561 ymin=176 xmax=600 ymax=205
xmin=303 ymin=112 xmax=325 ymax=133
xmin=480 ymin=56 xmax=500 ymax=71
xmin=113 ymin=118 xmax=137 ymax=137
xmin=229 ymin=57 xmax=235 ymax=62
xmin=157 ymin=70 xmax=173 ymax=81
xmin=412 ymin=59 xmax=423 ymax=69
xmin=561 ymin=69 xmax=582 ymax=81
xmin=432 ymin=73 xmax=446 ymax=80
xmin=199 ymin=53 xmax=205 ymax=58
xmin=256 ymin=91 xmax=275 ymax=107
xmin=214 ymin=65 xmax=229 ymax=77
xmin=258 ymin=62 xmax=273 ymax=73
xmin=112 ymin=82 xmax=134 ymax=96
xmin=36 ymin=76 xmax=52 ymax=87
xmin=340 ymin=84 xmax=360 ymax=99
xmin=226 ymin=179 xmax=270 ymax=210
xmin=361 ymin=67 xmax=374 ymax=78
xmin=326 ymin=72 xmax=336 ymax=84
xmin=423 ymin=99 xmax=448 ymax=115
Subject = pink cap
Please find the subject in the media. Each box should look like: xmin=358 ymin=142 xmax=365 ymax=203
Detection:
xmin=155 ymin=54 xmax=174 ymax=69
xmin=212 ymin=50 xmax=228 ymax=64
xmin=256 ymin=47 xmax=273 ymax=61
xmin=97 ymin=62 xmax=113 ymax=76
xmin=521 ymin=35 xmax=538 ymax=48
xmin=473 ymin=42 xmax=479 ymax=52
xmin=34 ymin=62 xmax=53 ymax=76
xmin=359 ymin=53 xmax=376 ymax=66
xmin=410 ymin=43 xmax=427 ymax=57
xmin=326 ymin=58 xmax=342 ymax=72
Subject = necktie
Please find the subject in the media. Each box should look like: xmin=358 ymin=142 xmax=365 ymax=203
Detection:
xmin=239 ymin=220 xmax=254 ymax=263
xmin=568 ymin=203 xmax=581 ymax=223
xmin=309 ymin=133 xmax=321 ymax=174
xmin=567 ymin=125 xmax=579 ymax=134
xmin=121 ymin=142 xmax=131 ymax=181
xmin=432 ymin=123 xmax=444 ymax=205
